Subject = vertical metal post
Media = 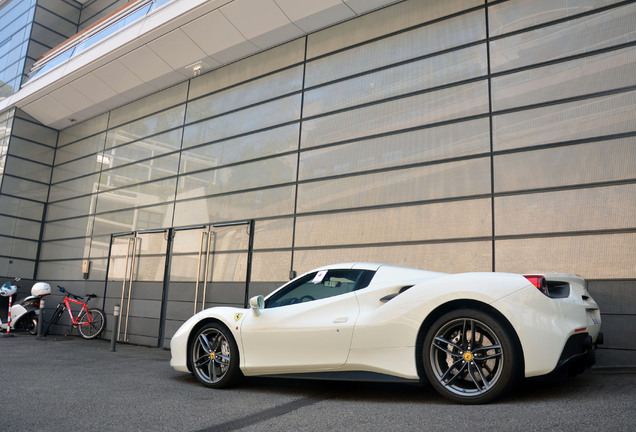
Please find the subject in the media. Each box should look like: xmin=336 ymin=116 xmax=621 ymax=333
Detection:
xmin=36 ymin=298 xmax=45 ymax=339
xmin=110 ymin=304 xmax=120 ymax=352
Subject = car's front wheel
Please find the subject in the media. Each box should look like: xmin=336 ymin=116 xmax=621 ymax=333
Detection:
xmin=422 ymin=309 xmax=520 ymax=404
xmin=190 ymin=322 xmax=242 ymax=388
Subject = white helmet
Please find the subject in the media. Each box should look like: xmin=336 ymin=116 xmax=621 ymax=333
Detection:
xmin=0 ymin=281 xmax=17 ymax=297
xmin=31 ymin=282 xmax=51 ymax=297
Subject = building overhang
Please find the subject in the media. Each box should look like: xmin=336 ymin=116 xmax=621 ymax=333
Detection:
xmin=0 ymin=0 xmax=402 ymax=130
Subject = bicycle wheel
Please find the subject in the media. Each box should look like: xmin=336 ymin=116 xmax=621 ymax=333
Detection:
xmin=77 ymin=308 xmax=105 ymax=339
xmin=44 ymin=306 xmax=64 ymax=336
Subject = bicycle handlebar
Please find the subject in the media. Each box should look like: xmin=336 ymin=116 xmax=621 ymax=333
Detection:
xmin=56 ymin=285 xmax=98 ymax=301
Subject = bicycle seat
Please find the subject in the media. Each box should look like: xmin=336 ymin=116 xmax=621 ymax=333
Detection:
xmin=87 ymin=294 xmax=97 ymax=299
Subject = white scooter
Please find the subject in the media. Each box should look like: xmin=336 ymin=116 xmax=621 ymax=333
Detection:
xmin=0 ymin=278 xmax=51 ymax=335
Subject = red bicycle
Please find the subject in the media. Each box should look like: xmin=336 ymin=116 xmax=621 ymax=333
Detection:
xmin=44 ymin=286 xmax=105 ymax=339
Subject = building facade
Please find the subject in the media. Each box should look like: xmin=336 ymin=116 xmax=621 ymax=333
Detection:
xmin=0 ymin=0 xmax=634 ymax=365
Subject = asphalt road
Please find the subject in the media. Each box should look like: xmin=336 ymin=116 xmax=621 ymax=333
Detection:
xmin=1 ymin=333 xmax=634 ymax=432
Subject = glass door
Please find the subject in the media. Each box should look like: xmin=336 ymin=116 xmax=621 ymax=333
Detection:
xmin=106 ymin=230 xmax=168 ymax=346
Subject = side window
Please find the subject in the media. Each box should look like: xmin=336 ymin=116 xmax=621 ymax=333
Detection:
xmin=265 ymin=269 xmax=375 ymax=308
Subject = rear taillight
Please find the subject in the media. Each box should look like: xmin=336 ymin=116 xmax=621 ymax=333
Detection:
xmin=34 ymin=300 xmax=40 ymax=307
xmin=524 ymin=274 xmax=548 ymax=296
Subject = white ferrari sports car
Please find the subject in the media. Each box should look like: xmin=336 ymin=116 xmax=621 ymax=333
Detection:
xmin=170 ymin=263 xmax=603 ymax=404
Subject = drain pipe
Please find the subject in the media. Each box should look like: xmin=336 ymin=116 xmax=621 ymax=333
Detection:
xmin=110 ymin=304 xmax=120 ymax=352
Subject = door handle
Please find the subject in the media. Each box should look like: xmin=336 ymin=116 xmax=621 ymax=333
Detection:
xmin=333 ymin=317 xmax=348 ymax=323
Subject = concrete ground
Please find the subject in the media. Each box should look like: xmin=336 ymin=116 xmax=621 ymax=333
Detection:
xmin=1 ymin=332 xmax=634 ymax=432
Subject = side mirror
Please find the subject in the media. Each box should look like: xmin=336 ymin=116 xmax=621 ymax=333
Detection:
xmin=249 ymin=295 xmax=264 ymax=315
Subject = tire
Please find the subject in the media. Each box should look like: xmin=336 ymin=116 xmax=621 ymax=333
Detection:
xmin=44 ymin=306 xmax=64 ymax=336
xmin=422 ymin=309 xmax=521 ymax=404
xmin=189 ymin=322 xmax=242 ymax=389
xmin=26 ymin=313 xmax=38 ymax=335
xmin=77 ymin=308 xmax=105 ymax=339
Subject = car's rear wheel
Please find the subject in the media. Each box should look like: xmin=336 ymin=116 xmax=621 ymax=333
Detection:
xmin=190 ymin=322 xmax=242 ymax=388
xmin=422 ymin=309 xmax=520 ymax=404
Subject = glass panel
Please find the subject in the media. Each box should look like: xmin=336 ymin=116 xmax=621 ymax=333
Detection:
xmin=39 ymin=238 xmax=90 ymax=260
xmin=101 ymin=129 xmax=182 ymax=169
xmin=299 ymin=118 xmax=490 ymax=180
xmin=493 ymin=91 xmax=636 ymax=151
xmin=105 ymin=105 xmax=185 ymax=149
xmin=5 ymin=137 xmax=54 ymax=164
xmin=307 ymin=0 xmax=481 ymax=59
xmin=495 ymin=184 xmax=636 ymax=236
xmin=176 ymin=154 xmax=296 ymax=198
xmin=306 ymin=10 xmax=485 ymax=87
xmin=95 ymin=178 xmax=177 ymax=213
xmin=48 ymin=173 xmax=100 ymax=202
xmin=494 ymin=139 xmax=636 ymax=192
xmin=37 ymin=261 xmax=80 ymax=281
xmin=2 ymin=238 xmax=38 ymax=260
xmin=186 ymin=66 xmax=303 ymax=124
xmin=173 ymin=185 xmax=296 ymax=227
xmin=11 ymin=117 xmax=57 ymax=146
xmin=42 ymin=217 xmax=93 ymax=241
xmin=491 ymin=46 xmax=636 ymax=111
xmin=253 ymin=218 xmax=294 ymax=250
xmin=304 ymin=44 xmax=487 ymax=117
xmin=489 ymin=3 xmax=636 ymax=73
xmin=0 ymin=258 xmax=34 ymax=280
xmin=45 ymin=196 xmax=95 ymax=220
xmin=98 ymin=153 xmax=180 ymax=192
xmin=0 ymin=196 xmax=43 ymax=219
xmin=55 ymin=132 xmax=106 ymax=165
xmin=297 ymin=158 xmax=491 ymax=213
xmin=188 ymin=38 xmax=305 ymax=99
xmin=3 ymin=157 xmax=50 ymax=183
xmin=52 ymin=155 xmax=101 ymax=183
xmin=92 ymin=203 xmax=174 ymax=236
xmin=182 ymin=95 xmax=302 ymax=148
xmin=301 ymin=81 xmax=488 ymax=149
xmin=251 ymin=251 xmax=291 ymax=282
xmin=0 ymin=215 xmax=40 ymax=239
xmin=179 ymin=124 xmax=298 ymax=174
xmin=489 ymin=0 xmax=624 ymax=36
xmin=0 ymin=176 xmax=48 ymax=201
xmin=292 ymin=241 xmax=492 ymax=275
xmin=295 ymin=199 xmax=492 ymax=247
xmin=58 ymin=114 xmax=108 ymax=147
xmin=108 ymin=82 xmax=188 ymax=128
xmin=494 ymin=233 xmax=636 ymax=279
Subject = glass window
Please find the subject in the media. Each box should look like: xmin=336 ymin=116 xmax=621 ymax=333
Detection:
xmin=297 ymin=158 xmax=491 ymax=213
xmin=176 ymin=154 xmax=296 ymax=198
xmin=494 ymin=139 xmax=636 ymax=192
xmin=186 ymin=66 xmax=303 ymax=124
xmin=108 ymin=82 xmax=188 ymax=128
xmin=299 ymin=118 xmax=489 ymax=181
xmin=491 ymin=46 xmax=636 ymax=111
xmin=182 ymin=95 xmax=302 ymax=148
xmin=306 ymin=10 xmax=485 ymax=87
xmin=495 ymin=184 xmax=636 ymax=236
xmin=39 ymin=238 xmax=90 ymax=260
xmin=301 ymin=81 xmax=488 ymax=149
xmin=42 ymin=217 xmax=93 ymax=241
xmin=490 ymin=2 xmax=636 ymax=73
xmin=0 ymin=215 xmax=40 ymax=239
xmin=0 ymin=196 xmax=43 ymax=219
xmin=489 ymin=0 xmax=624 ymax=36
xmin=173 ymin=185 xmax=296 ymax=227
xmin=95 ymin=178 xmax=177 ymax=213
xmin=265 ymin=269 xmax=375 ymax=308
xmin=98 ymin=153 xmax=179 ymax=192
xmin=105 ymin=105 xmax=185 ymax=149
xmin=101 ymin=129 xmax=182 ymax=170
xmin=306 ymin=0 xmax=480 ymax=59
xmin=58 ymin=114 xmax=108 ymax=147
xmin=46 ymin=196 xmax=95 ymax=220
xmin=304 ymin=44 xmax=487 ymax=117
xmin=492 ymin=90 xmax=636 ymax=151
xmin=48 ymin=174 xmax=100 ymax=202
xmin=5 ymin=137 xmax=54 ymax=164
xmin=179 ymin=124 xmax=298 ymax=174
xmin=188 ymin=38 xmax=305 ymax=99
xmin=0 ymin=176 xmax=48 ymax=202
xmin=494 ymin=233 xmax=636 ymax=279
xmin=91 ymin=203 xmax=174 ymax=235
xmin=294 ymin=199 xmax=492 ymax=247
xmin=3 ymin=157 xmax=50 ymax=183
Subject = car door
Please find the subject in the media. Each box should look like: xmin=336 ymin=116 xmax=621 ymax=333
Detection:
xmin=239 ymin=270 xmax=368 ymax=374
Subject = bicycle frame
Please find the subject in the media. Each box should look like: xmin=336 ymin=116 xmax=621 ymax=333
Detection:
xmin=61 ymin=295 xmax=93 ymax=327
